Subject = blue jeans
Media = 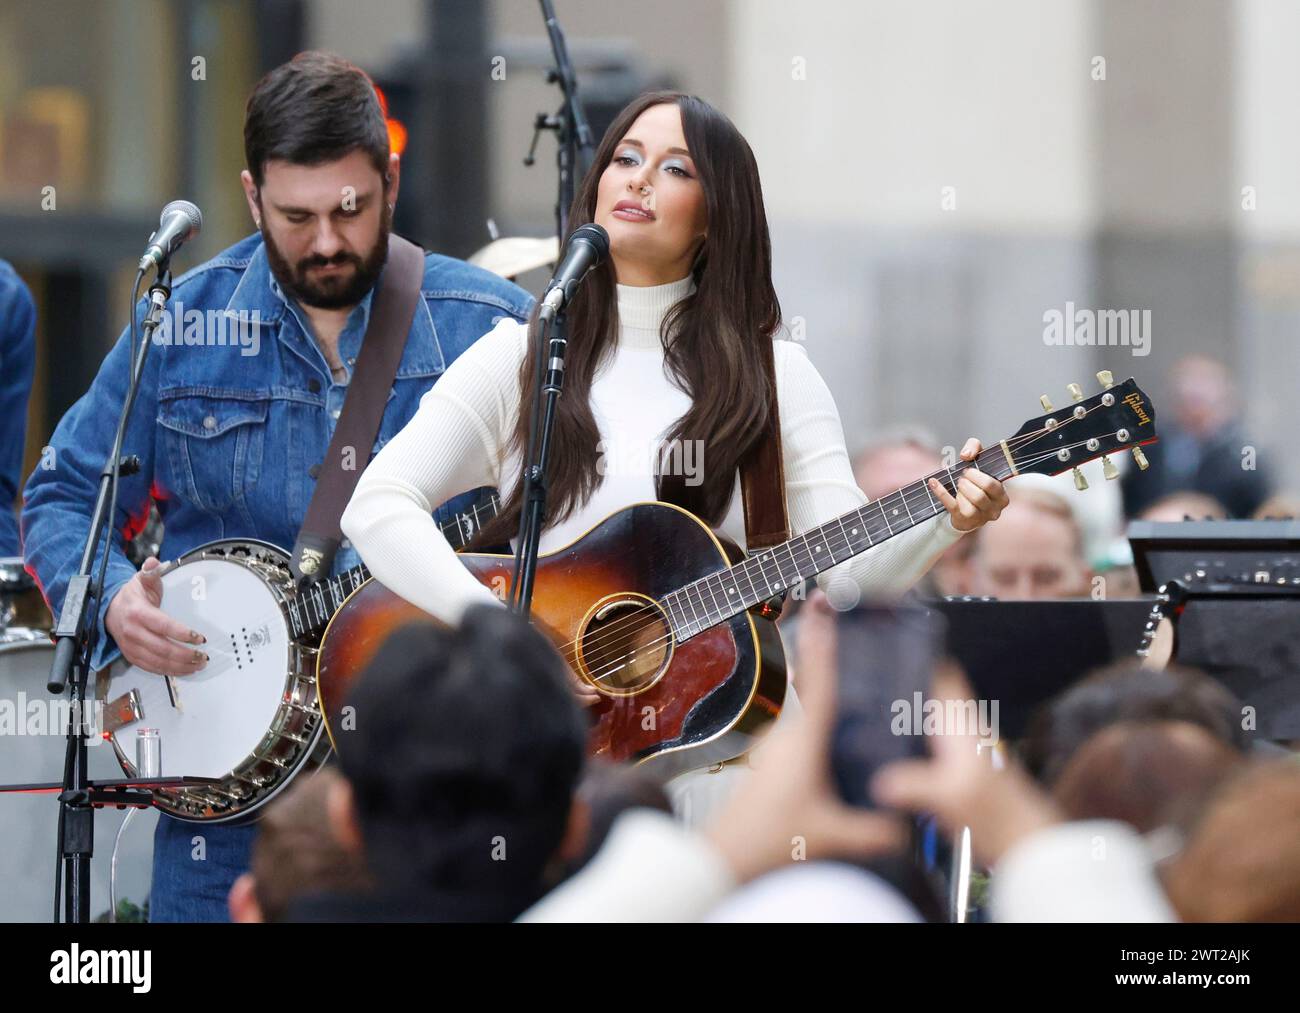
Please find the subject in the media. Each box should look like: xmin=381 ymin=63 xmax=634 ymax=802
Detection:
xmin=149 ymin=814 xmax=257 ymax=922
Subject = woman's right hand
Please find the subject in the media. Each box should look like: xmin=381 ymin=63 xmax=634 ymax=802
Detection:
xmin=104 ymin=557 xmax=208 ymax=674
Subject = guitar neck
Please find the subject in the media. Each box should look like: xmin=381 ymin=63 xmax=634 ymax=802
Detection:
xmin=661 ymin=447 xmax=1016 ymax=640
xmin=288 ymin=492 xmax=501 ymax=638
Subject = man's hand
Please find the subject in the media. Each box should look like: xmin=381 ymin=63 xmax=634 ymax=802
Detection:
xmin=929 ymin=438 xmax=1010 ymax=533
xmin=104 ymin=556 xmax=208 ymax=674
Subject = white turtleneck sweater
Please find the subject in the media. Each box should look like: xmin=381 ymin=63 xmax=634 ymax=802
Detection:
xmin=340 ymin=275 xmax=964 ymax=625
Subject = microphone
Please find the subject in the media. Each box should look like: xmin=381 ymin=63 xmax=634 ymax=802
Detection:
xmin=138 ymin=200 xmax=203 ymax=273
xmin=540 ymin=223 xmax=609 ymax=317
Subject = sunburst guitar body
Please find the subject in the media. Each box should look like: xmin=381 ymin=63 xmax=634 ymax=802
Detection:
xmin=317 ymin=501 xmax=787 ymax=780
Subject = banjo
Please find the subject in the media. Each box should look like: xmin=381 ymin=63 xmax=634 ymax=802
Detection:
xmin=94 ymin=493 xmax=499 ymax=823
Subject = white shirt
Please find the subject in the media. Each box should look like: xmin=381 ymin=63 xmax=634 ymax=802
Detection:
xmin=341 ymin=274 xmax=963 ymax=624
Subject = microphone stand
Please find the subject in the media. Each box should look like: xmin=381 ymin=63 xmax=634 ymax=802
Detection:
xmin=45 ymin=269 xmax=173 ymax=922
xmin=525 ymin=0 xmax=596 ymax=244
xmin=509 ymin=302 xmax=567 ymax=618
xmin=512 ymin=2 xmax=594 ymax=619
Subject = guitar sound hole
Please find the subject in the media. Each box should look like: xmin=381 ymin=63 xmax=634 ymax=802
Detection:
xmin=579 ymin=599 xmax=671 ymax=694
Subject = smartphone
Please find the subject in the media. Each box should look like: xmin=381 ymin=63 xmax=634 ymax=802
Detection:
xmin=829 ymin=603 xmax=946 ymax=808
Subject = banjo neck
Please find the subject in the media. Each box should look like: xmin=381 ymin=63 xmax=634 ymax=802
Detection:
xmin=286 ymin=491 xmax=500 ymax=639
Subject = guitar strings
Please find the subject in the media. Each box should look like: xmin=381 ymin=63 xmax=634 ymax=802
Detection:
xmin=562 ymin=417 xmax=1117 ymax=679
xmin=570 ymin=424 xmax=1132 ymax=686
xmin=562 ymin=411 xmax=1111 ymax=669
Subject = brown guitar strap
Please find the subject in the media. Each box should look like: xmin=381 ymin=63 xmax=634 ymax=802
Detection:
xmin=289 ymin=234 xmax=425 ymax=585
xmin=738 ymin=338 xmax=790 ymax=550
xmin=656 ymin=338 xmax=789 ymax=550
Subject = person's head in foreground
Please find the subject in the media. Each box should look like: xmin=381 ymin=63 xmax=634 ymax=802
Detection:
xmin=319 ymin=606 xmax=588 ymax=921
xmin=1018 ymin=660 xmax=1249 ymax=789
xmin=227 ymin=765 xmax=372 ymax=923
xmin=1163 ymin=759 xmax=1300 ymax=922
xmin=1050 ymin=719 xmax=1244 ymax=834
xmin=966 ymin=486 xmax=1091 ymax=599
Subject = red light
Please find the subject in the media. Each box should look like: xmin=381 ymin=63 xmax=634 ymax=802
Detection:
xmin=387 ymin=118 xmax=408 ymax=156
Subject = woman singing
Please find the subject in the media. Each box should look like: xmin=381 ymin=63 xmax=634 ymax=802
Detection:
xmin=340 ymin=91 xmax=1008 ymax=821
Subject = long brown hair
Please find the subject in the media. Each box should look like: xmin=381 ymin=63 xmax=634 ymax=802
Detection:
xmin=468 ymin=91 xmax=781 ymax=550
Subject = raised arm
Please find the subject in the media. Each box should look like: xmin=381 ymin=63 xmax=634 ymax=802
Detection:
xmin=775 ymin=340 xmax=965 ymax=601
xmin=341 ymin=316 xmax=525 ymax=624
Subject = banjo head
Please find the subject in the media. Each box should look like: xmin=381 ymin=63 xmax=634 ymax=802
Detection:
xmin=96 ymin=540 xmax=325 ymax=822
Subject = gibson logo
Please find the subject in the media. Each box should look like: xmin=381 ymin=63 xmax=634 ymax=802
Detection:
xmin=1123 ymin=391 xmax=1151 ymax=426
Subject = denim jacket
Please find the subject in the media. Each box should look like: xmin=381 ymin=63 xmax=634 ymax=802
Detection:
xmin=22 ymin=233 xmax=532 ymax=670
xmin=1 ymin=260 xmax=36 ymax=556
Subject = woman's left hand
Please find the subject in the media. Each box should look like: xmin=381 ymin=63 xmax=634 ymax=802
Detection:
xmin=927 ymin=438 xmax=1010 ymax=533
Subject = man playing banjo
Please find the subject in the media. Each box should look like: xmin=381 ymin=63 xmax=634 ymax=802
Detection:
xmin=21 ymin=51 xmax=531 ymax=921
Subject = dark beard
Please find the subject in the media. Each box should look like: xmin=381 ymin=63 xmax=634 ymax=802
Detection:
xmin=261 ymin=202 xmax=391 ymax=310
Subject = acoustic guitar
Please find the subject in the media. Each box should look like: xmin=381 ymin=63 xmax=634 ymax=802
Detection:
xmin=318 ymin=373 xmax=1158 ymax=780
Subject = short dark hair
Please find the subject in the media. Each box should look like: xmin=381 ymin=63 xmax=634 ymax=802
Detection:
xmin=250 ymin=767 xmax=372 ymax=922
xmin=338 ymin=606 xmax=587 ymax=905
xmin=1019 ymin=660 xmax=1248 ymax=787
xmin=243 ymin=50 xmax=389 ymax=188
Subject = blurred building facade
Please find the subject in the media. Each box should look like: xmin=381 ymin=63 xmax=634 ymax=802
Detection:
xmin=3 ymin=0 xmax=1297 ymax=513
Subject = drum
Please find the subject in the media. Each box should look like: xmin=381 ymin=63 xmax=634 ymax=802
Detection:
xmin=0 ymin=636 xmax=152 ymax=921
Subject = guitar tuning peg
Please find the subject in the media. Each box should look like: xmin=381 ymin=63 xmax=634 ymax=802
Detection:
xmin=1039 ymin=394 xmax=1054 ymax=411
xmin=1068 ymin=383 xmax=1083 ymax=402
xmin=1132 ymin=446 xmax=1149 ymax=471
xmin=1073 ymin=467 xmax=1088 ymax=491
xmin=1101 ymin=455 xmax=1119 ymax=480
xmin=1096 ymin=370 xmax=1114 ymax=389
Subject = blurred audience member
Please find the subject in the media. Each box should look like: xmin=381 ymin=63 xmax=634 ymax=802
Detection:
xmin=1253 ymin=493 xmax=1300 ymax=520
xmin=1050 ymin=720 xmax=1243 ymax=833
xmin=703 ymin=862 xmax=925 ymax=922
xmin=563 ymin=760 xmax=673 ymax=878
xmin=1121 ymin=355 xmax=1272 ymax=519
xmin=967 ymin=487 xmax=1092 ymax=599
xmin=852 ymin=426 xmax=958 ymax=600
xmin=1011 ymin=466 xmax=1124 ymax=577
xmin=930 ymin=535 xmax=975 ymax=597
xmin=852 ymin=426 xmax=943 ymax=502
xmin=1163 ymin=760 xmax=1300 ymax=922
xmin=1139 ymin=490 xmax=1229 ymax=522
xmin=1018 ymin=661 xmax=1248 ymax=789
xmin=871 ymin=668 xmax=1176 ymax=922
xmin=288 ymin=607 xmax=589 ymax=922
xmin=227 ymin=766 xmax=372 ymax=923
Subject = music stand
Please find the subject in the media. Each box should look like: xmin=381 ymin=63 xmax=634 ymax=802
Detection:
xmin=929 ymin=598 xmax=1156 ymax=740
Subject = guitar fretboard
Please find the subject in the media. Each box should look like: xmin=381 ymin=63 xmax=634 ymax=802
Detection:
xmin=287 ymin=492 xmax=501 ymax=639
xmin=659 ymin=449 xmax=1014 ymax=640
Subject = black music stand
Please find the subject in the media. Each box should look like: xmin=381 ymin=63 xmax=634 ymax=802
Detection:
xmin=1128 ymin=519 xmax=1300 ymax=740
xmin=928 ymin=598 xmax=1156 ymax=740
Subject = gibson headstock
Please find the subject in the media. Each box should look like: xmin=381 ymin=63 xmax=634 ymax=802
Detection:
xmin=1003 ymin=372 xmax=1158 ymax=488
